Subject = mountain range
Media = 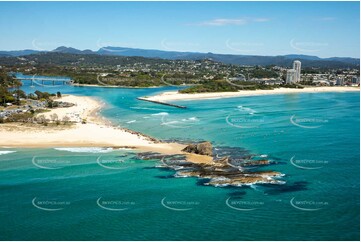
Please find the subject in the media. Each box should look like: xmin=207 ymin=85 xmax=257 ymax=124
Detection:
xmin=0 ymin=46 xmax=359 ymax=68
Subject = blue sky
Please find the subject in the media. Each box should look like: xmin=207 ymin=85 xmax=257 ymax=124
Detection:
xmin=0 ymin=1 xmax=359 ymax=58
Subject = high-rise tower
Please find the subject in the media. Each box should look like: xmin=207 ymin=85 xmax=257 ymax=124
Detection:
xmin=293 ymin=60 xmax=301 ymax=82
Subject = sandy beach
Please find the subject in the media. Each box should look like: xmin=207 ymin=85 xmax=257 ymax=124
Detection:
xmin=143 ymin=86 xmax=360 ymax=102
xmin=1 ymin=87 xmax=358 ymax=164
xmin=0 ymin=95 xmax=187 ymax=155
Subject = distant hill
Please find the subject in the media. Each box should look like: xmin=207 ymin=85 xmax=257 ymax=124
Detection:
xmin=0 ymin=46 xmax=359 ymax=68
xmin=0 ymin=52 xmax=170 ymax=67
xmin=0 ymin=49 xmax=41 ymax=57
xmin=53 ymin=46 xmax=94 ymax=55
xmin=95 ymin=46 xmax=360 ymax=67
xmin=283 ymin=54 xmax=359 ymax=65
xmin=97 ymin=46 xmax=199 ymax=59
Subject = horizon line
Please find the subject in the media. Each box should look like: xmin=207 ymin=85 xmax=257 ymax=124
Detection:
xmin=0 ymin=46 xmax=359 ymax=59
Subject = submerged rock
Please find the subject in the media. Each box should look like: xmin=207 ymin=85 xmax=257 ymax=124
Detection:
xmin=242 ymin=159 xmax=270 ymax=166
xmin=182 ymin=141 xmax=213 ymax=156
xmin=139 ymin=144 xmax=285 ymax=188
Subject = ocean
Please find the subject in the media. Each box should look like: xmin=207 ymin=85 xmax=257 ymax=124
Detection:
xmin=0 ymin=78 xmax=359 ymax=240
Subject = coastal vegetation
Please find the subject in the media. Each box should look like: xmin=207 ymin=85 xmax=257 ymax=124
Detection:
xmin=0 ymin=71 xmax=22 ymax=105
xmin=179 ymin=80 xmax=239 ymax=93
xmin=178 ymin=79 xmax=302 ymax=93
xmin=0 ymin=105 xmax=71 ymax=126
xmin=0 ymin=53 xmax=285 ymax=88
xmin=0 ymin=72 xmax=70 ymax=124
xmin=0 ymin=52 xmax=358 ymax=91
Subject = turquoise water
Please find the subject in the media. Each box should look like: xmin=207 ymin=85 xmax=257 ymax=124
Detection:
xmin=0 ymin=79 xmax=359 ymax=240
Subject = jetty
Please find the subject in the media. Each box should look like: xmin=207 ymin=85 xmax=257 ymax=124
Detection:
xmin=137 ymin=97 xmax=187 ymax=109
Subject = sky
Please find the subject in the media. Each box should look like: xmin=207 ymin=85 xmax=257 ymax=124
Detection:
xmin=0 ymin=1 xmax=359 ymax=58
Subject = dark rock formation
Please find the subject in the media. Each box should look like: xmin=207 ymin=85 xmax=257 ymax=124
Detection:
xmin=214 ymin=156 xmax=229 ymax=164
xmin=138 ymin=145 xmax=285 ymax=188
xmin=242 ymin=159 xmax=270 ymax=166
xmin=182 ymin=142 xmax=213 ymax=156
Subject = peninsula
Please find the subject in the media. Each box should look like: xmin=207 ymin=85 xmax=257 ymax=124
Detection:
xmin=141 ymin=86 xmax=360 ymax=102
xmin=0 ymin=95 xmax=185 ymax=154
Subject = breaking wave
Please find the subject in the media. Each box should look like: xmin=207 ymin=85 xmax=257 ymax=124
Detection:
xmin=151 ymin=112 xmax=169 ymax=116
xmin=54 ymin=147 xmax=114 ymax=153
xmin=0 ymin=151 xmax=16 ymax=155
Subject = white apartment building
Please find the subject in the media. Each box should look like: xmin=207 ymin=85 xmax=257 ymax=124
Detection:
xmin=286 ymin=69 xmax=297 ymax=84
xmin=293 ymin=60 xmax=302 ymax=82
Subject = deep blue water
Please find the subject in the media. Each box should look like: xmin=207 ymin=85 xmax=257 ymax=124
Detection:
xmin=0 ymin=77 xmax=359 ymax=240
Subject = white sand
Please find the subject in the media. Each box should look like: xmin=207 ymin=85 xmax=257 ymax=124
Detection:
xmin=143 ymin=86 xmax=360 ymax=102
xmin=0 ymin=95 xmax=185 ymax=155
xmin=43 ymin=95 xmax=104 ymax=124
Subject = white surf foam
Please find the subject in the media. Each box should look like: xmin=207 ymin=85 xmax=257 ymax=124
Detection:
xmin=151 ymin=112 xmax=169 ymax=116
xmin=0 ymin=151 xmax=16 ymax=155
xmin=161 ymin=120 xmax=180 ymax=125
xmin=181 ymin=117 xmax=199 ymax=122
xmin=54 ymin=147 xmax=113 ymax=153
xmin=130 ymin=106 xmax=166 ymax=111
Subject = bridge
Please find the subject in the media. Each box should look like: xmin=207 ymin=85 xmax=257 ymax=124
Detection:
xmin=16 ymin=77 xmax=73 ymax=86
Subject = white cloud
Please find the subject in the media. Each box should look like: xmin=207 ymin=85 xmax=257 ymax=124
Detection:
xmin=193 ymin=17 xmax=270 ymax=26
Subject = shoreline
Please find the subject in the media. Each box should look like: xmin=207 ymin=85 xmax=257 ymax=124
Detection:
xmin=73 ymin=83 xmax=172 ymax=89
xmin=142 ymin=86 xmax=360 ymax=102
xmin=0 ymin=95 xmax=189 ymax=156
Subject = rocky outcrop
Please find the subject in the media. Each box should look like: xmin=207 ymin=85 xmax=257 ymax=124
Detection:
xmin=242 ymin=159 xmax=270 ymax=166
xmin=182 ymin=142 xmax=213 ymax=156
xmin=214 ymin=156 xmax=230 ymax=165
xmin=121 ymin=127 xmax=159 ymax=143
xmin=138 ymin=145 xmax=285 ymax=188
